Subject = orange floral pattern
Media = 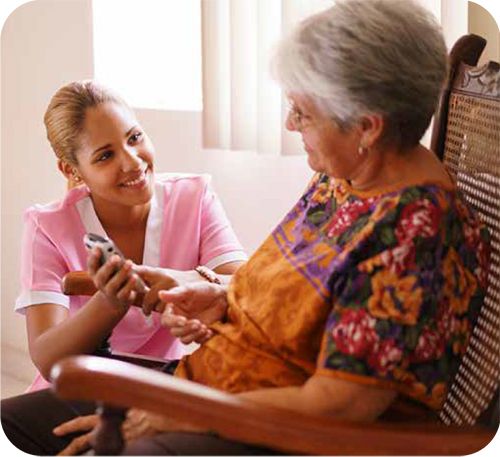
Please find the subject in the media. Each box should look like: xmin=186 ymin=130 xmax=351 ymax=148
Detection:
xmin=367 ymin=271 xmax=422 ymax=325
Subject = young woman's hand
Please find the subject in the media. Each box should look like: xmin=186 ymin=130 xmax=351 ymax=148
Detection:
xmin=87 ymin=247 xmax=145 ymax=312
xmin=133 ymin=266 xmax=194 ymax=315
xmin=53 ymin=414 xmax=99 ymax=456
xmin=53 ymin=409 xmax=203 ymax=455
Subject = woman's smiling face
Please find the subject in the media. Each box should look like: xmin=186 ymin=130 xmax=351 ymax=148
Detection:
xmin=74 ymin=102 xmax=155 ymax=208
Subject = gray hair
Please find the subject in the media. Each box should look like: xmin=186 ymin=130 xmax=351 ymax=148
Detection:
xmin=44 ymin=80 xmax=130 ymax=165
xmin=271 ymin=0 xmax=448 ymax=148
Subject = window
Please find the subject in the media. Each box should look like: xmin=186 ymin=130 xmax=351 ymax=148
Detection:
xmin=92 ymin=0 xmax=202 ymax=111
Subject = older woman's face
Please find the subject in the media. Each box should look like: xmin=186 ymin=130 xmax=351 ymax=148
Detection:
xmin=286 ymin=94 xmax=361 ymax=179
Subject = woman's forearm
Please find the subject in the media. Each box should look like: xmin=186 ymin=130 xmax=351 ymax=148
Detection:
xmin=29 ymin=292 xmax=126 ymax=380
xmin=237 ymin=376 xmax=397 ymax=422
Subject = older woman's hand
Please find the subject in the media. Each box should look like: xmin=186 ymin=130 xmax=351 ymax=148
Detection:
xmin=122 ymin=408 xmax=204 ymax=441
xmin=159 ymin=283 xmax=228 ymax=344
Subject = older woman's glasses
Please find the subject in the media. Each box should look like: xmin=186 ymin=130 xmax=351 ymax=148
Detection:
xmin=287 ymin=103 xmax=313 ymax=131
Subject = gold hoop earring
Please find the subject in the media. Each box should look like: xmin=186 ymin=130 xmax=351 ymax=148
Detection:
xmin=72 ymin=174 xmax=82 ymax=183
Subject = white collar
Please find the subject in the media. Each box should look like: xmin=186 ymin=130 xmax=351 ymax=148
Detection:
xmin=75 ymin=181 xmax=164 ymax=266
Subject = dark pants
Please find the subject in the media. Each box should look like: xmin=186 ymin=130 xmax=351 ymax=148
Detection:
xmin=1 ymin=388 xmax=96 ymax=455
xmin=122 ymin=432 xmax=280 ymax=455
xmin=1 ymin=389 xmax=279 ymax=455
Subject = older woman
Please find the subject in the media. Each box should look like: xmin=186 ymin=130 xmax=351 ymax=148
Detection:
xmin=3 ymin=0 xmax=490 ymax=455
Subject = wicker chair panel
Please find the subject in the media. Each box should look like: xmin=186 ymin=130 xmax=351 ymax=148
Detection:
xmin=439 ymin=92 xmax=500 ymax=425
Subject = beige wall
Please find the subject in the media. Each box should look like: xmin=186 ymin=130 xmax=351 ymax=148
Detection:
xmin=1 ymin=0 xmax=95 ymax=392
xmin=469 ymin=1 xmax=500 ymax=64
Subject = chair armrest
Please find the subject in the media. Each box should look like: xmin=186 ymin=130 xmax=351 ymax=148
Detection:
xmin=108 ymin=351 xmax=167 ymax=370
xmin=51 ymin=356 xmax=495 ymax=455
xmin=62 ymin=271 xmax=97 ymax=296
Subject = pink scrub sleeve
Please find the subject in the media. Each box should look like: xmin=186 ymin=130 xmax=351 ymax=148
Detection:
xmin=198 ymin=181 xmax=246 ymax=268
xmin=15 ymin=207 xmax=70 ymax=314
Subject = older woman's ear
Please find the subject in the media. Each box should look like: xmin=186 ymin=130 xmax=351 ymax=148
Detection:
xmin=358 ymin=114 xmax=386 ymax=150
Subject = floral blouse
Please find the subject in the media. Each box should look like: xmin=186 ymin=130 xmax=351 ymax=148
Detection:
xmin=176 ymin=173 xmax=489 ymax=410
xmin=311 ymin=174 xmax=490 ymax=409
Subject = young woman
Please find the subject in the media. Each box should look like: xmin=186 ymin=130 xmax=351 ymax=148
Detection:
xmin=15 ymin=80 xmax=247 ymax=392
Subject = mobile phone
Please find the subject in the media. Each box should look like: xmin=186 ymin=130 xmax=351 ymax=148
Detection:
xmin=83 ymin=233 xmax=124 ymax=266
xmin=83 ymin=232 xmax=147 ymax=294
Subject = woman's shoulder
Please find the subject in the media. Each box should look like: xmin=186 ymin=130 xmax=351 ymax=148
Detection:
xmin=154 ymin=172 xmax=211 ymax=187
xmin=154 ymin=173 xmax=212 ymax=200
xmin=24 ymin=186 xmax=90 ymax=224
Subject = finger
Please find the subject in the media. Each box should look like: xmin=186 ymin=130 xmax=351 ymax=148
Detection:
xmin=179 ymin=324 xmax=209 ymax=345
xmin=197 ymin=329 xmax=214 ymax=344
xmin=170 ymin=320 xmax=202 ymax=338
xmin=123 ymin=408 xmax=145 ymax=428
xmin=57 ymin=432 xmax=92 ymax=456
xmin=161 ymin=306 xmax=188 ymax=328
xmin=158 ymin=287 xmax=189 ymax=305
xmin=94 ymin=255 xmax=124 ymax=290
xmin=171 ymin=325 xmax=194 ymax=338
xmin=102 ymin=259 xmax=133 ymax=295
xmin=115 ymin=274 xmax=139 ymax=304
xmin=132 ymin=265 xmax=154 ymax=284
xmin=53 ymin=415 xmax=98 ymax=436
xmin=142 ymin=288 xmax=161 ymax=316
xmin=87 ymin=247 xmax=103 ymax=276
xmin=153 ymin=301 xmax=167 ymax=314
xmin=171 ymin=324 xmax=204 ymax=340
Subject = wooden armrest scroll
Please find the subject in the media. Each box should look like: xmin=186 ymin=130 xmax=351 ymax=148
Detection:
xmin=62 ymin=271 xmax=97 ymax=296
xmin=51 ymin=356 xmax=495 ymax=455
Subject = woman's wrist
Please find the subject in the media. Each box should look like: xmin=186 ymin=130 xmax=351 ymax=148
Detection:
xmin=93 ymin=290 xmax=130 ymax=318
xmin=194 ymin=265 xmax=221 ymax=284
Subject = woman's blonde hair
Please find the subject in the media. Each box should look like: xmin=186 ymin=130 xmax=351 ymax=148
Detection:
xmin=43 ymin=80 xmax=129 ymax=165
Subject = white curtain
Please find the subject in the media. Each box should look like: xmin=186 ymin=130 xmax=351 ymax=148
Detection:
xmin=201 ymin=0 xmax=465 ymax=154
xmin=202 ymin=0 xmax=332 ymax=155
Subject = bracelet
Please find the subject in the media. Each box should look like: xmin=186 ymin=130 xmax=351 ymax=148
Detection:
xmin=195 ymin=265 xmax=221 ymax=284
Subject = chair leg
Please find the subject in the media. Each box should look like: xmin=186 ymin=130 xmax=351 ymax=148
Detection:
xmin=90 ymin=403 xmax=126 ymax=455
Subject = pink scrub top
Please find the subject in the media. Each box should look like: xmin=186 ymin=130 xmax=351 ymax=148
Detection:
xmin=15 ymin=173 xmax=247 ymax=391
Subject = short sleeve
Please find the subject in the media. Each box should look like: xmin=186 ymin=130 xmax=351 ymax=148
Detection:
xmin=15 ymin=208 xmax=69 ymax=314
xmin=316 ymin=193 xmax=487 ymax=409
xmin=198 ymin=181 xmax=247 ymax=269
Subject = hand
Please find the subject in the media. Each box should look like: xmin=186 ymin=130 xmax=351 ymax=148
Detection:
xmin=122 ymin=408 xmax=204 ymax=441
xmin=162 ymin=306 xmax=213 ymax=344
xmin=53 ymin=414 xmax=99 ymax=456
xmin=87 ymin=247 xmax=146 ymax=312
xmin=133 ymin=266 xmax=197 ymax=315
xmin=52 ymin=410 xmax=202 ymax=455
xmin=159 ymin=282 xmax=228 ymax=343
